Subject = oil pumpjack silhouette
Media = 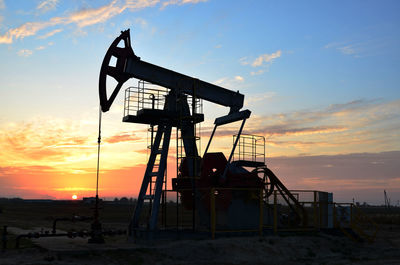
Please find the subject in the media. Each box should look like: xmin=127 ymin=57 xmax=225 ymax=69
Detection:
xmin=97 ymin=29 xmax=307 ymax=240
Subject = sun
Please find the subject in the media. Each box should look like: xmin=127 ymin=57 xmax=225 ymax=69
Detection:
xmin=72 ymin=194 xmax=78 ymax=200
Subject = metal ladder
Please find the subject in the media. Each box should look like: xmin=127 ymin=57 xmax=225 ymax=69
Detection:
xmin=146 ymin=125 xmax=168 ymax=226
xmin=129 ymin=123 xmax=172 ymax=235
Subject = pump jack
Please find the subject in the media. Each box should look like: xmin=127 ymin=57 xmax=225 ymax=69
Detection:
xmin=99 ymin=29 xmax=307 ymax=239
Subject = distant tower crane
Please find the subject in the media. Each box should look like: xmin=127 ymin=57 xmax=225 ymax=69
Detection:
xmin=99 ymin=29 xmax=306 ymax=239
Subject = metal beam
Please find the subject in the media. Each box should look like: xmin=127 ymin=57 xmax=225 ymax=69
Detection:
xmin=214 ymin=109 xmax=251 ymax=126
xmin=125 ymin=58 xmax=244 ymax=113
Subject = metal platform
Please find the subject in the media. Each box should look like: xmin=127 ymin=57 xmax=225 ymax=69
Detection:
xmin=123 ymin=109 xmax=204 ymax=126
xmin=232 ymin=134 xmax=265 ymax=166
xmin=231 ymin=160 xmax=265 ymax=168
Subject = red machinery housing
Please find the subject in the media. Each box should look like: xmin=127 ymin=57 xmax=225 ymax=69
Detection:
xmin=173 ymin=152 xmax=265 ymax=230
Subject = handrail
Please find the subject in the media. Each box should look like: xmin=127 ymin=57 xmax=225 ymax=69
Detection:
xmin=333 ymin=203 xmax=379 ymax=243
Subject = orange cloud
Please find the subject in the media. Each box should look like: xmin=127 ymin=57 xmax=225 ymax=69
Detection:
xmin=251 ymin=50 xmax=282 ymax=67
xmin=0 ymin=0 xmax=207 ymax=44
xmin=0 ymin=98 xmax=398 ymax=201
xmin=0 ymin=0 xmax=157 ymax=44
xmin=0 ymin=121 xmax=93 ymax=164
xmin=105 ymin=132 xmax=142 ymax=144
xmin=37 ymin=28 xmax=63 ymax=39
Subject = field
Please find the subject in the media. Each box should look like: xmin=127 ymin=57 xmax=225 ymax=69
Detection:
xmin=0 ymin=199 xmax=400 ymax=265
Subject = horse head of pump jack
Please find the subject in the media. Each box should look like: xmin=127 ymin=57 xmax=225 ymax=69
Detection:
xmin=99 ymin=29 xmax=137 ymax=112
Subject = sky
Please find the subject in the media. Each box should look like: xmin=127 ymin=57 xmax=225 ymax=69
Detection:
xmin=0 ymin=0 xmax=399 ymax=204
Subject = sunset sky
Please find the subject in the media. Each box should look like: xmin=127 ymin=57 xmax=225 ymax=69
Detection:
xmin=0 ymin=0 xmax=399 ymax=204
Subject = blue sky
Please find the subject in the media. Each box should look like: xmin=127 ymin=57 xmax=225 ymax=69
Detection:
xmin=1 ymin=0 xmax=399 ymax=117
xmin=0 ymin=0 xmax=399 ymax=203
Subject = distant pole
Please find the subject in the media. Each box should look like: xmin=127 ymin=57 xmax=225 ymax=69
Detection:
xmin=384 ymin=190 xmax=391 ymax=209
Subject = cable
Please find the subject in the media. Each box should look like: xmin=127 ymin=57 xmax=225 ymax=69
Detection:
xmin=88 ymin=106 xmax=105 ymax=243
xmin=96 ymin=106 xmax=102 ymax=200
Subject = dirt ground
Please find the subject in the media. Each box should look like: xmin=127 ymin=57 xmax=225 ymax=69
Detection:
xmin=1 ymin=201 xmax=400 ymax=264
xmin=1 ymin=225 xmax=400 ymax=265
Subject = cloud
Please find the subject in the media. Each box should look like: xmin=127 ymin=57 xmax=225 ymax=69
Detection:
xmin=0 ymin=117 xmax=151 ymax=173
xmin=325 ymin=42 xmax=359 ymax=56
xmin=105 ymin=132 xmax=142 ymax=143
xmin=0 ymin=0 xmax=5 ymax=10
xmin=36 ymin=45 xmax=46 ymax=50
xmin=0 ymin=0 xmax=209 ymax=44
xmin=267 ymin=151 xmax=400 ymax=204
xmin=0 ymin=33 xmax=12 ymax=44
xmin=239 ymin=57 xmax=249 ymax=65
xmin=234 ymin=75 xmax=244 ymax=82
xmin=210 ymin=124 xmax=347 ymax=140
xmin=237 ymin=99 xmax=400 ymax=156
xmin=250 ymin=69 xmax=264 ymax=76
xmin=17 ymin=49 xmax=33 ymax=57
xmin=0 ymin=164 xmax=97 ymax=198
xmin=324 ymin=40 xmax=385 ymax=58
xmin=251 ymin=50 xmax=281 ymax=67
xmin=1 ymin=20 xmax=60 ymax=43
xmin=66 ymin=1 xmax=120 ymax=28
xmin=207 ymin=99 xmax=399 ymax=157
xmin=240 ymin=51 xmax=282 ymax=75
xmin=67 ymin=0 xmax=127 ymax=28
xmin=135 ymin=17 xmax=148 ymax=27
xmin=53 ymin=187 xmax=97 ymax=191
xmin=244 ymin=92 xmax=275 ymax=106
xmin=214 ymin=75 xmax=246 ymax=89
xmin=262 ymin=125 xmax=348 ymax=136
xmin=0 ymin=119 xmax=94 ymax=165
xmin=37 ymin=28 xmax=63 ymax=39
xmin=37 ymin=0 xmax=58 ymax=14
xmin=338 ymin=45 xmax=356 ymax=55
xmin=0 ymin=0 xmax=159 ymax=44
xmin=161 ymin=0 xmax=208 ymax=9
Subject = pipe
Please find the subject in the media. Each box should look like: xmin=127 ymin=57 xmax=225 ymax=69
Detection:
xmin=52 ymin=215 xmax=92 ymax=234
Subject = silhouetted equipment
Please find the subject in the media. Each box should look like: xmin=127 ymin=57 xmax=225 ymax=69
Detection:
xmin=15 ymin=229 xmax=126 ymax=248
xmin=99 ymin=29 xmax=307 ymax=239
xmin=384 ymin=190 xmax=391 ymax=208
xmin=52 ymin=215 xmax=92 ymax=234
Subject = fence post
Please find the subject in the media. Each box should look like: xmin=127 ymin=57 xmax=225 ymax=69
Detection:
xmin=2 ymin=226 xmax=7 ymax=252
xmin=210 ymin=188 xmax=216 ymax=239
xmin=259 ymin=188 xmax=263 ymax=236
xmin=333 ymin=203 xmax=337 ymax=228
xmin=350 ymin=203 xmax=353 ymax=227
xmin=273 ymin=190 xmax=277 ymax=234
xmin=313 ymin=191 xmax=317 ymax=230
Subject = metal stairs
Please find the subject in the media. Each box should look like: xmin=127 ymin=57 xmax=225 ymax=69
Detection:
xmin=129 ymin=123 xmax=172 ymax=236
